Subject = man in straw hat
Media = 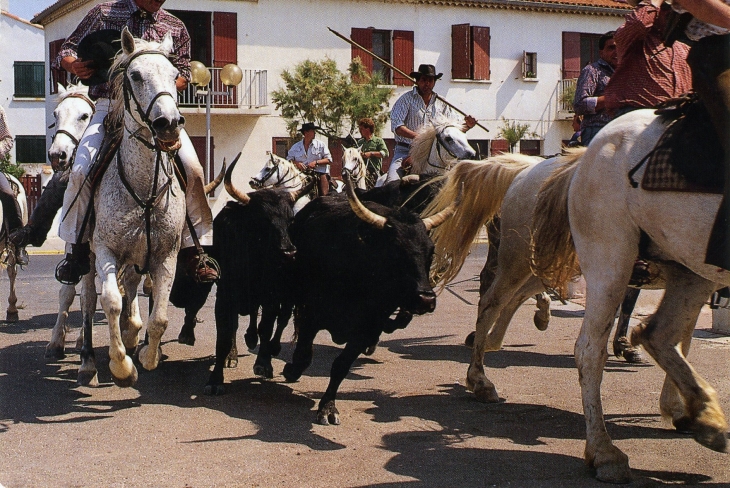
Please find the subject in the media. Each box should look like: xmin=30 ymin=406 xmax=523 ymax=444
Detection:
xmin=387 ymin=64 xmax=476 ymax=183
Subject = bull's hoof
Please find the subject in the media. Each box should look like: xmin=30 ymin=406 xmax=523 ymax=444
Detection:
xmin=244 ymin=330 xmax=258 ymax=350
xmin=178 ymin=330 xmax=196 ymax=346
xmin=111 ymin=365 xmax=138 ymax=388
xmin=77 ymin=370 xmax=99 ymax=387
xmin=204 ymin=383 xmax=226 ymax=396
xmin=45 ymin=345 xmax=66 ymax=360
xmin=5 ymin=311 xmax=19 ymax=323
xmin=282 ymin=363 xmax=301 ymax=382
xmin=317 ymin=400 xmax=340 ymax=426
xmin=253 ymin=362 xmax=274 ymax=379
xmin=464 ymin=331 xmax=475 ymax=348
xmin=364 ymin=343 xmax=378 ymax=356
xmin=270 ymin=341 xmax=282 ymax=357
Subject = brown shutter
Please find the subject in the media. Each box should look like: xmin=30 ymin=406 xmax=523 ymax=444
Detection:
xmin=49 ymin=38 xmax=67 ymax=94
xmin=351 ymin=28 xmax=373 ymax=75
xmin=190 ymin=136 xmax=215 ymax=191
xmin=392 ymin=30 xmax=414 ymax=86
xmin=472 ymin=26 xmax=490 ymax=81
xmin=451 ymin=24 xmax=471 ymax=79
xmin=213 ymin=12 xmax=237 ymax=67
xmin=562 ymin=31 xmax=581 ymax=79
xmin=490 ymin=139 xmax=509 ymax=156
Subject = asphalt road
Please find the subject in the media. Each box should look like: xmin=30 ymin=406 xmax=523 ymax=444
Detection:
xmin=0 ymin=249 xmax=729 ymax=487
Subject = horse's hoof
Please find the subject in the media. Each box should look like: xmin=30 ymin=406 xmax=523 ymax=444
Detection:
xmin=693 ymin=424 xmax=728 ymax=452
xmin=177 ymin=332 xmax=195 ymax=346
xmin=594 ymin=461 xmax=632 ymax=484
xmin=282 ymin=363 xmax=301 ymax=383
xmin=204 ymin=383 xmax=226 ymax=396
xmin=224 ymin=356 xmax=238 ymax=368
xmin=364 ymin=343 xmax=377 ymax=356
xmin=45 ymin=346 xmax=66 ymax=360
xmin=77 ymin=370 xmax=99 ymax=387
xmin=111 ymin=365 xmax=138 ymax=388
xmin=244 ymin=331 xmax=258 ymax=350
xmin=253 ymin=363 xmax=274 ymax=379
xmin=5 ymin=311 xmax=19 ymax=323
xmin=614 ymin=337 xmax=647 ymax=364
xmin=464 ymin=331 xmax=475 ymax=348
xmin=533 ymin=314 xmax=549 ymax=331
xmin=317 ymin=401 xmax=340 ymax=426
xmin=137 ymin=345 xmax=161 ymax=371
xmin=474 ymin=387 xmax=500 ymax=403
xmin=672 ymin=416 xmax=694 ymax=434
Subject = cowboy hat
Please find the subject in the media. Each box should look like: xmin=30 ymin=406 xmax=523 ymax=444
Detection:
xmin=299 ymin=122 xmax=320 ymax=133
xmin=76 ymin=29 xmax=122 ymax=86
xmin=410 ymin=64 xmax=443 ymax=80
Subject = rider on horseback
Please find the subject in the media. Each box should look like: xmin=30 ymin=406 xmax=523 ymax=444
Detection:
xmin=287 ymin=122 xmax=333 ymax=197
xmin=0 ymin=106 xmax=28 ymax=266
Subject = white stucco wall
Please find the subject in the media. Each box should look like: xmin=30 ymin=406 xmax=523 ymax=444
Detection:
xmin=0 ymin=12 xmax=45 ymax=165
xmin=38 ymin=0 xmax=625 ymax=216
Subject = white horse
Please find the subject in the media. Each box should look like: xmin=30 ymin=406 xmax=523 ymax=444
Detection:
xmin=44 ymin=82 xmax=96 ymax=359
xmin=0 ymin=174 xmax=28 ymax=323
xmin=78 ymin=28 xmax=186 ymax=387
xmin=339 ymin=146 xmax=368 ymax=190
xmin=530 ymin=108 xmax=728 ymax=482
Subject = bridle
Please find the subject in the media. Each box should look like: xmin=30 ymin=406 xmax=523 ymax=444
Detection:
xmin=428 ymin=125 xmax=460 ymax=171
xmin=49 ymin=93 xmax=96 ymax=170
xmin=251 ymin=155 xmax=304 ymax=189
xmin=342 ymin=149 xmax=366 ymax=183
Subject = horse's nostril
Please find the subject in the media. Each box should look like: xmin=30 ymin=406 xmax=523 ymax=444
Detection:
xmin=60 ymin=151 xmax=67 ymax=160
xmin=178 ymin=116 xmax=185 ymax=126
xmin=151 ymin=118 xmax=170 ymax=131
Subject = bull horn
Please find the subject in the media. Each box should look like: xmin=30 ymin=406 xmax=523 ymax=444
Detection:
xmin=422 ymin=182 xmax=462 ymax=231
xmin=344 ymin=172 xmax=386 ymax=229
xmin=204 ymin=159 xmax=227 ymax=195
xmin=223 ymin=152 xmax=250 ymax=205
xmin=290 ymin=178 xmax=315 ymax=203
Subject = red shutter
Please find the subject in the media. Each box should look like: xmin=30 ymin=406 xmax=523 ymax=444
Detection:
xmin=562 ymin=31 xmax=581 ymax=79
xmin=49 ymin=38 xmax=67 ymax=94
xmin=451 ymin=24 xmax=471 ymax=79
xmin=351 ymin=28 xmax=373 ymax=75
xmin=472 ymin=26 xmax=490 ymax=81
xmin=392 ymin=30 xmax=414 ymax=86
xmin=213 ymin=12 xmax=237 ymax=67
xmin=490 ymin=139 xmax=509 ymax=156
xmin=190 ymin=136 xmax=215 ymax=192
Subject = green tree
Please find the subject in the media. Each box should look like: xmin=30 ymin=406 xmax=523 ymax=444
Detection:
xmin=0 ymin=153 xmax=24 ymax=180
xmin=271 ymin=57 xmax=393 ymax=141
xmin=498 ymin=118 xmax=538 ymax=153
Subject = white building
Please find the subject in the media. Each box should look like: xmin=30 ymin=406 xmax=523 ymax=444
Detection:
xmin=32 ymin=0 xmax=629 ymax=215
xmin=1 ymin=1 xmax=46 ymax=174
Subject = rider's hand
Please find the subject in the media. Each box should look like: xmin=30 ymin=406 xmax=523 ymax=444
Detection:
xmin=71 ymin=59 xmax=96 ymax=80
xmin=308 ymin=162 xmax=317 ymax=170
xmin=402 ymin=156 xmax=413 ymax=170
xmin=464 ymin=115 xmax=477 ymax=130
xmin=295 ymin=162 xmax=305 ymax=171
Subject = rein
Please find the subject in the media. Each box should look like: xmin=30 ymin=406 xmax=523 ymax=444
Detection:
xmin=252 ymin=159 xmax=304 ymax=189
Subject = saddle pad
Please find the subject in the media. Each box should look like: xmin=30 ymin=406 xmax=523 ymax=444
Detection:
xmin=641 ymin=101 xmax=724 ymax=194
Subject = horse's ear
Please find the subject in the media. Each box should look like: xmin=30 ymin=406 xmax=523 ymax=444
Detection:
xmin=159 ymin=32 xmax=173 ymax=56
xmin=121 ymin=27 xmax=135 ymax=55
xmin=269 ymin=153 xmax=276 ymax=163
xmin=57 ymin=83 xmax=66 ymax=96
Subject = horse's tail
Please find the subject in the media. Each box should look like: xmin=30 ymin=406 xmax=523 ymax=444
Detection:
xmin=531 ymin=148 xmax=585 ymax=295
xmin=423 ymin=154 xmax=536 ymax=288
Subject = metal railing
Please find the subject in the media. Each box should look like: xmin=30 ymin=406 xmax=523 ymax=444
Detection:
xmin=557 ymin=78 xmax=577 ymax=113
xmin=178 ymin=68 xmax=268 ymax=108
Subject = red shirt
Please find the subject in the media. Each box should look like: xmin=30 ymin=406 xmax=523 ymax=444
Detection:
xmin=603 ymin=2 xmax=692 ymax=110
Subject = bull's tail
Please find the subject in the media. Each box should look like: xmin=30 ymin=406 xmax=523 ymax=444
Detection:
xmin=423 ymin=154 xmax=536 ymax=288
xmin=531 ymin=148 xmax=585 ymax=295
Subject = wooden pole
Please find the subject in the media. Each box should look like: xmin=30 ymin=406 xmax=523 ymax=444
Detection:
xmin=328 ymin=27 xmax=489 ymax=133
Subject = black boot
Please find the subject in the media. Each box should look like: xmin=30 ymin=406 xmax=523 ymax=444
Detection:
xmin=55 ymin=242 xmax=91 ymax=285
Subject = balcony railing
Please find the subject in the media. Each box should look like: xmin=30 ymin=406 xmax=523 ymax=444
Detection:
xmin=557 ymin=78 xmax=577 ymax=113
xmin=178 ymin=67 xmax=268 ymax=109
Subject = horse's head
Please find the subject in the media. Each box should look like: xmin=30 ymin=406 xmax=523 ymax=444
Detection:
xmin=250 ymin=152 xmax=297 ymax=189
xmin=410 ymin=115 xmax=476 ymax=175
xmin=341 ymin=146 xmax=367 ymax=189
xmin=48 ymin=82 xmax=95 ymax=171
xmin=111 ymin=27 xmax=185 ymax=150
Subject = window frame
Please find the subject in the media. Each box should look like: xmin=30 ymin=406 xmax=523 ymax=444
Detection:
xmin=350 ymin=27 xmax=414 ymax=86
xmin=14 ymin=61 xmax=45 ymax=98
xmin=522 ymin=51 xmax=538 ymax=80
xmin=14 ymin=135 xmax=47 ymax=164
xmin=451 ymin=24 xmax=490 ymax=81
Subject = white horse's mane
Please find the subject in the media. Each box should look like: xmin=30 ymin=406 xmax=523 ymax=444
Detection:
xmin=410 ymin=115 xmax=463 ymax=173
xmin=55 ymin=82 xmax=90 ymax=104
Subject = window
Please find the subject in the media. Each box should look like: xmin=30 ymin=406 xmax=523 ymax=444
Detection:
xmin=562 ymin=32 xmax=604 ymax=79
xmin=272 ymin=137 xmax=292 ymax=159
xmin=519 ymin=139 xmax=541 ymax=156
xmin=49 ymin=39 xmax=67 ymax=95
xmin=451 ymin=24 xmax=490 ymax=81
xmin=14 ymin=136 xmax=46 ymax=164
xmin=490 ymin=139 xmax=509 ymax=156
xmin=14 ymin=62 xmax=44 ymax=98
xmin=523 ymin=51 xmax=537 ymax=79
xmin=351 ymin=28 xmax=414 ymax=86
xmin=168 ymin=11 xmax=237 ymax=68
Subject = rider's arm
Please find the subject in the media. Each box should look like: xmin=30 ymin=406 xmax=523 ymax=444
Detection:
xmin=675 ymin=0 xmax=730 ymax=29
xmin=395 ymin=125 xmax=418 ymax=139
xmin=61 ymin=56 xmax=96 ymax=80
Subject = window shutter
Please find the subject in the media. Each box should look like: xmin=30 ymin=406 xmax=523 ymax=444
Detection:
xmin=351 ymin=28 xmax=373 ymax=75
xmin=490 ymin=139 xmax=509 ymax=156
xmin=451 ymin=24 xmax=471 ymax=80
xmin=562 ymin=31 xmax=581 ymax=79
xmin=14 ymin=62 xmax=44 ymax=98
xmin=49 ymin=39 xmax=67 ymax=94
xmin=472 ymin=26 xmax=490 ymax=81
xmin=213 ymin=12 xmax=237 ymax=67
xmin=392 ymin=30 xmax=414 ymax=86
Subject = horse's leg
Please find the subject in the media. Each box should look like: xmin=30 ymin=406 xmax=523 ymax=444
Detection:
xmin=120 ymin=270 xmax=142 ymax=354
xmin=96 ymin=247 xmax=137 ymax=387
xmin=46 ymin=284 xmax=77 ymax=359
xmin=465 ymin=219 xmax=500 ymax=348
xmin=612 ymin=287 xmax=644 ymax=362
xmin=5 ymin=261 xmax=18 ymax=322
xmin=77 ymin=270 xmax=98 ymax=386
xmin=137 ymin=256 xmax=175 ymax=371
xmin=631 ymin=268 xmax=727 ymax=452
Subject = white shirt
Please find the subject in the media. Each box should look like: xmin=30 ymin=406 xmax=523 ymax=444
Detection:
xmin=390 ymin=87 xmax=453 ymax=145
xmin=287 ymin=138 xmax=332 ymax=174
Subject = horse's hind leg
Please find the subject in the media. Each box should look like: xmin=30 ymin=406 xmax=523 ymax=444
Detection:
xmin=77 ymin=271 xmax=98 ymax=386
xmin=5 ymin=262 xmax=18 ymax=322
xmin=46 ymin=284 xmax=78 ymax=359
xmin=612 ymin=287 xmax=645 ymax=363
xmin=533 ymin=291 xmax=551 ymax=331
xmin=631 ymin=268 xmax=727 ymax=452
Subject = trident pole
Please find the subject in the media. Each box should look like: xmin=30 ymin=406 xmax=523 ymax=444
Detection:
xmin=328 ymin=26 xmax=489 ymax=133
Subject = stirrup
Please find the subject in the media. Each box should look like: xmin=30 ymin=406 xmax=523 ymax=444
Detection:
xmin=188 ymin=251 xmax=220 ymax=284
xmin=55 ymin=253 xmax=91 ymax=285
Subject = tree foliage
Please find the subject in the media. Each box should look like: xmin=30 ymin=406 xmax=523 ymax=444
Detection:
xmin=0 ymin=153 xmax=24 ymax=180
xmin=498 ymin=118 xmax=538 ymax=153
xmin=271 ymin=57 xmax=393 ymax=140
